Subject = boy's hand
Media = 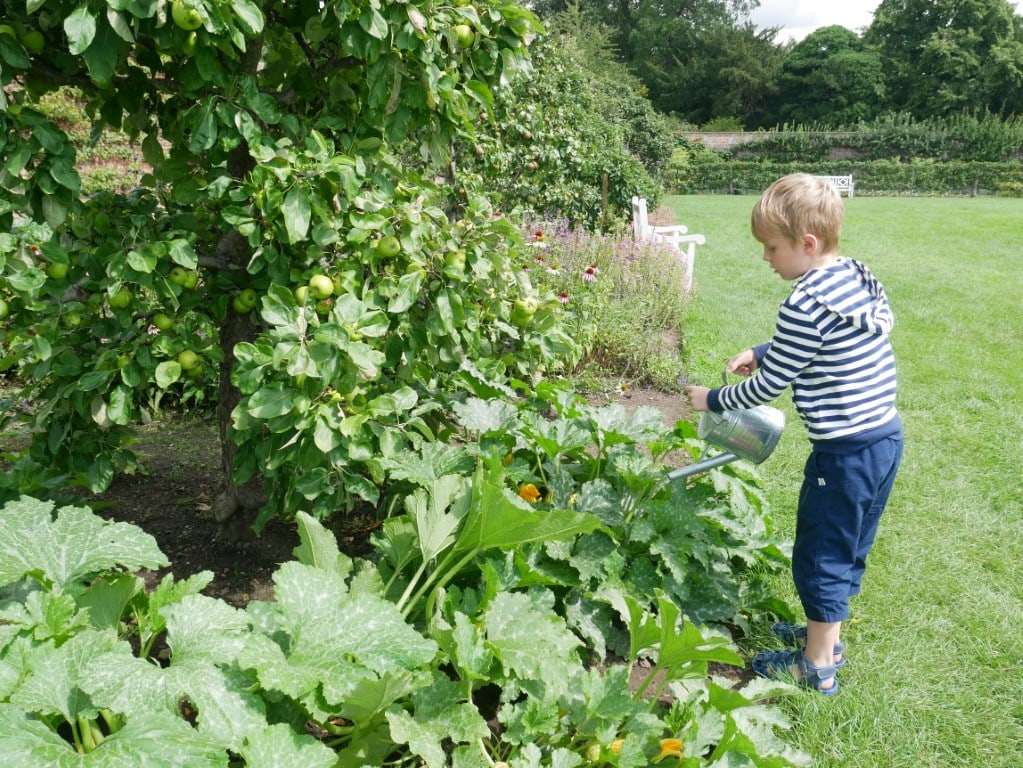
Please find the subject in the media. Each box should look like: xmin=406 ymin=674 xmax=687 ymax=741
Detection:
xmin=685 ymin=386 xmax=710 ymax=412
xmin=726 ymin=349 xmax=758 ymax=377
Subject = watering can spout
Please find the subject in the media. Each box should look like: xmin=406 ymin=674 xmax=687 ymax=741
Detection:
xmin=667 ymin=452 xmax=740 ymax=480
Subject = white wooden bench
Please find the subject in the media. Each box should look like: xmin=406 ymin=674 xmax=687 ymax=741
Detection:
xmin=816 ymin=175 xmax=855 ymax=197
xmin=631 ymin=196 xmax=705 ymax=293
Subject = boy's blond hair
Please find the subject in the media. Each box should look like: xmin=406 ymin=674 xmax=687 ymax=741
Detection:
xmin=751 ymin=173 xmax=844 ymax=254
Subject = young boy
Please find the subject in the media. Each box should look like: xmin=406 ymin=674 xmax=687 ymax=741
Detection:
xmin=684 ymin=173 xmax=903 ymax=695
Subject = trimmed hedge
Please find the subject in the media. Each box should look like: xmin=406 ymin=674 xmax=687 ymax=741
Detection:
xmin=665 ymin=159 xmax=1023 ymax=197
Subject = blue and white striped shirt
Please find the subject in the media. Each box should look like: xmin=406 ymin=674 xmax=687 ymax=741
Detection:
xmin=708 ymin=258 xmax=899 ymax=445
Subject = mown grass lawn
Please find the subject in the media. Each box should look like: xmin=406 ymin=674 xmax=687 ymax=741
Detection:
xmin=668 ymin=194 xmax=1023 ymax=767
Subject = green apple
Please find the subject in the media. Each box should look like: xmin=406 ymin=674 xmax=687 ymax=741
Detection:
xmin=19 ymin=29 xmax=44 ymax=54
xmin=109 ymin=288 xmax=132 ymax=310
xmin=183 ymin=270 xmax=199 ymax=290
xmin=452 ymin=24 xmax=475 ymax=49
xmin=510 ymin=296 xmax=538 ymax=328
xmin=294 ymin=285 xmax=309 ymax=304
xmin=63 ymin=311 xmax=82 ymax=328
xmin=46 ymin=262 xmax=68 ymax=280
xmin=444 ymin=249 xmax=466 ymax=272
xmin=177 ymin=349 xmax=200 ymax=371
xmin=315 ymin=298 xmax=333 ymax=315
xmin=184 ymin=362 xmax=204 ymax=379
xmin=152 ymin=312 xmax=173 ymax=331
xmin=169 ymin=266 xmax=189 ymax=286
xmin=308 ymin=273 xmax=334 ymax=300
xmin=182 ymin=30 xmax=198 ymax=56
xmin=0 ymin=298 xmax=8 ymax=320
xmin=238 ymin=288 xmax=258 ymax=309
xmin=172 ymin=0 xmax=203 ymax=31
xmin=375 ymin=235 xmax=401 ymax=258
xmin=116 ymin=354 xmax=132 ymax=369
xmin=93 ymin=212 xmax=111 ymax=234
xmin=232 ymin=295 xmax=252 ymax=314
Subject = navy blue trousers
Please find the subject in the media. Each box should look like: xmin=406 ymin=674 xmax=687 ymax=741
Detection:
xmin=792 ymin=435 xmax=904 ymax=623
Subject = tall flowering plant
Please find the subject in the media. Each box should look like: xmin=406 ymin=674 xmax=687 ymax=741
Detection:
xmin=521 ymin=219 xmax=692 ymax=380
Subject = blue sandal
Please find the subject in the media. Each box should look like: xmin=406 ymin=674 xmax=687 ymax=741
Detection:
xmin=752 ymin=648 xmax=840 ymax=695
xmin=771 ymin=622 xmax=847 ymax=667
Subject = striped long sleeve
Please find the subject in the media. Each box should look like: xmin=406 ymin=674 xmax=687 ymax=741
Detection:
xmin=709 ymin=259 xmax=899 ymax=443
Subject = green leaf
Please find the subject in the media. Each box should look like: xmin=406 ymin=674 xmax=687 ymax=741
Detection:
xmin=245 ymin=384 xmax=293 ymax=418
xmin=386 ymin=678 xmax=490 ymax=768
xmin=136 ymin=571 xmax=215 ymax=648
xmin=452 ymin=397 xmax=519 ymax=435
xmin=376 ymin=443 xmax=474 ymax=487
xmin=359 ymin=8 xmax=389 ymax=40
xmin=0 ymin=701 xmax=229 ymax=767
xmin=386 ymin=269 xmax=424 ymax=313
xmin=85 ymin=598 xmax=268 ymax=751
xmin=292 ymin=511 xmax=354 ymax=577
xmin=230 ymin=0 xmax=265 ymax=35
xmin=189 ymin=103 xmax=219 ymax=153
xmin=240 ymin=562 xmax=437 ymax=719
xmin=0 ymin=498 xmax=168 ymax=595
xmin=63 ymin=6 xmax=97 ymax=55
xmin=237 ymin=723 xmax=336 ymax=768
xmin=155 ymin=360 xmax=182 ymax=388
xmin=8 ymin=628 xmax=119 ymax=722
xmin=168 ymin=237 xmax=199 ymax=268
xmin=452 ymin=459 xmax=601 ymax=557
xmin=0 ymin=35 xmax=30 ymax=69
xmin=77 ymin=573 xmax=144 ymax=630
xmin=483 ymin=591 xmax=580 ymax=686
xmin=260 ymin=284 xmax=303 ymax=329
xmin=283 ymin=186 xmax=311 ymax=243
xmin=406 ymin=476 xmax=472 ymax=563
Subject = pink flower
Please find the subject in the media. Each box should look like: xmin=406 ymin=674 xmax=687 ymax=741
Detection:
xmin=582 ymin=265 xmax=598 ymax=282
xmin=558 ymin=291 xmax=570 ymax=304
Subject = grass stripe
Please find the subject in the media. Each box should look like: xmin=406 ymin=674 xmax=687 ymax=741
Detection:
xmin=667 ymin=194 xmax=1023 ymax=767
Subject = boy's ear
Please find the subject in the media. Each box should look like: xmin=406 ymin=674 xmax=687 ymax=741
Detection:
xmin=802 ymin=234 xmax=820 ymax=254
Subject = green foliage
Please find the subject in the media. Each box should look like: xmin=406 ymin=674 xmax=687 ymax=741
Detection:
xmin=866 ymin=0 xmax=1023 ymax=118
xmin=771 ymin=26 xmax=885 ymax=128
xmin=444 ymin=382 xmax=792 ymax=633
xmin=0 ymin=0 xmax=569 ymax=530
xmin=454 ymin=33 xmax=659 ymax=227
xmin=666 ymin=158 xmax=1023 ymax=197
xmin=0 ymin=486 xmax=806 ymax=766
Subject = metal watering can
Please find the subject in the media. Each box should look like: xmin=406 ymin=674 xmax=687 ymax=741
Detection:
xmin=668 ymin=370 xmax=786 ymax=481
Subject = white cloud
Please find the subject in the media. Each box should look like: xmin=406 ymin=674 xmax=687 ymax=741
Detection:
xmin=750 ymin=0 xmax=1023 ymax=43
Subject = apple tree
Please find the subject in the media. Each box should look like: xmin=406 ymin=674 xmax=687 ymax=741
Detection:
xmin=0 ymin=0 xmax=577 ymax=537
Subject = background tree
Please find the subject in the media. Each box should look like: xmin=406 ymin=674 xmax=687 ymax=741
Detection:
xmin=866 ymin=0 xmax=1023 ymax=117
xmin=771 ymin=25 xmax=885 ymax=127
xmin=684 ymin=21 xmax=784 ymax=128
xmin=0 ymin=0 xmax=563 ymax=537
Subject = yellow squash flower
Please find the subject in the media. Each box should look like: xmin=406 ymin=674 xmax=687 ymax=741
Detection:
xmin=517 ymin=483 xmax=541 ymax=503
xmin=651 ymin=738 xmax=684 ymax=763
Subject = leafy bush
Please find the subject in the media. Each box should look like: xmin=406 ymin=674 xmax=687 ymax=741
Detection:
xmin=666 ymin=158 xmax=1023 ymax=197
xmin=0 ymin=466 xmax=807 ymax=765
xmin=453 ymin=36 xmax=660 ymax=228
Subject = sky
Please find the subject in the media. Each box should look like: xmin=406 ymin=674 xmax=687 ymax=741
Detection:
xmin=749 ymin=0 xmax=1023 ymax=43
